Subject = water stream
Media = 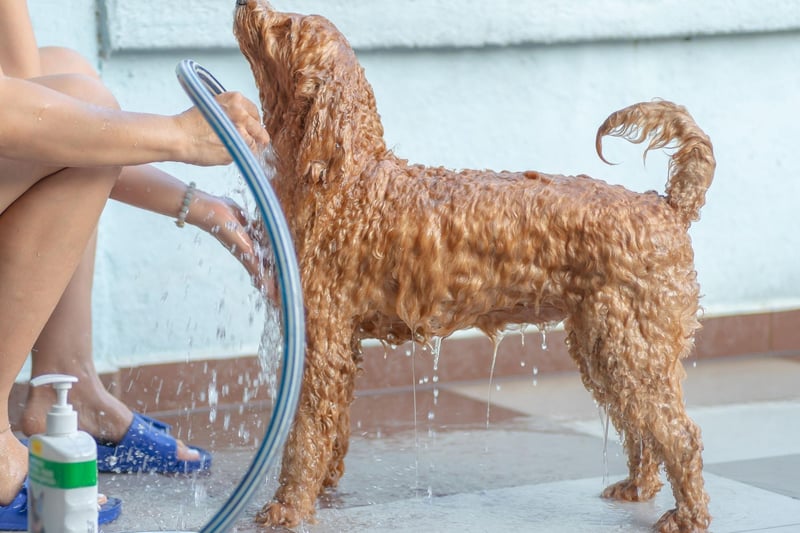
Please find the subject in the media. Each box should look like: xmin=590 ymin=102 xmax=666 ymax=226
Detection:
xmin=485 ymin=331 xmax=506 ymax=429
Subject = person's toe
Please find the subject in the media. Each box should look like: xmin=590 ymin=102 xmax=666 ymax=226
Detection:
xmin=175 ymin=439 xmax=200 ymax=462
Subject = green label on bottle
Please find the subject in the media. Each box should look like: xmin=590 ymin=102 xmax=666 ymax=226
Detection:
xmin=29 ymin=455 xmax=97 ymax=489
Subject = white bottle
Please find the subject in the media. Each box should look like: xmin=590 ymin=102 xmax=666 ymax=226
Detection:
xmin=28 ymin=374 xmax=98 ymax=533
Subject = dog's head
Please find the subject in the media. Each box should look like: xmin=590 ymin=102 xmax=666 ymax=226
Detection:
xmin=234 ymin=0 xmax=386 ymax=187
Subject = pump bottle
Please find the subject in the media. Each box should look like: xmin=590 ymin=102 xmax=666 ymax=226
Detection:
xmin=28 ymin=374 xmax=99 ymax=533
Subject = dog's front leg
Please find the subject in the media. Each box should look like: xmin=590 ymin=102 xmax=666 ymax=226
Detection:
xmin=256 ymin=314 xmax=356 ymax=528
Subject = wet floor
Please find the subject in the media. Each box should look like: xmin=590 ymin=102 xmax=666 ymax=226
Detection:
xmin=83 ymin=353 xmax=800 ymax=533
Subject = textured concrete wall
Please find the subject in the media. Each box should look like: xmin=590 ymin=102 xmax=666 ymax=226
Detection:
xmin=25 ymin=1 xmax=800 ymax=371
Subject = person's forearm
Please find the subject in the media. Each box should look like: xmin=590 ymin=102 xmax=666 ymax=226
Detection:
xmin=111 ymin=165 xmax=190 ymax=220
xmin=0 ymin=0 xmax=42 ymax=78
xmin=112 ymin=165 xmax=229 ymax=234
xmin=0 ymin=76 xmax=186 ymax=166
xmin=112 ymin=164 xmax=267 ymax=291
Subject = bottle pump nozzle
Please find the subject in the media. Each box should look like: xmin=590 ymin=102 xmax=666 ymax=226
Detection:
xmin=29 ymin=374 xmax=79 ymax=435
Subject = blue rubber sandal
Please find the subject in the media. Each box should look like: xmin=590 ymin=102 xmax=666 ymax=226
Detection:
xmin=0 ymin=478 xmax=121 ymax=530
xmin=96 ymin=413 xmax=212 ymax=474
xmin=136 ymin=412 xmax=172 ymax=433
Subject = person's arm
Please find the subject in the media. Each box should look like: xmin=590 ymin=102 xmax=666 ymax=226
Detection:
xmin=0 ymin=0 xmax=41 ymax=78
xmin=112 ymin=165 xmax=269 ymax=290
xmin=113 ymin=164 xmax=256 ymax=247
xmin=0 ymin=74 xmax=267 ymax=167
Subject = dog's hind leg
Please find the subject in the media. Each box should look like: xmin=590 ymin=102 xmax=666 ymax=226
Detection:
xmin=566 ymin=320 xmax=664 ymax=502
xmin=256 ymin=313 xmax=357 ymax=528
xmin=604 ymin=370 xmax=708 ymax=532
xmin=566 ymin=288 xmax=709 ymax=532
xmin=602 ymin=430 xmax=663 ymax=501
xmin=645 ymin=390 xmax=709 ymax=532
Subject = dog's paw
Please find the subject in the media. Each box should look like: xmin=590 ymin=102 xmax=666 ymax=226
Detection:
xmin=255 ymin=501 xmax=310 ymax=529
xmin=654 ymin=508 xmax=710 ymax=533
xmin=601 ymin=477 xmax=661 ymax=502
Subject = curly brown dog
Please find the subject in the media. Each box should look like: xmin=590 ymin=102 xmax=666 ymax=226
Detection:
xmin=234 ymin=1 xmax=715 ymax=531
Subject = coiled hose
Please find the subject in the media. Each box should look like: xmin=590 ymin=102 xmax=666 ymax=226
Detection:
xmin=176 ymin=59 xmax=304 ymax=533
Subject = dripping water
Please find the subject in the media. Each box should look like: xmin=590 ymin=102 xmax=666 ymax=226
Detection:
xmin=431 ymin=337 xmax=442 ymax=406
xmin=410 ymin=340 xmax=420 ymax=490
xmin=539 ymin=323 xmax=549 ymax=350
xmin=485 ymin=331 xmax=505 ymax=429
xmin=599 ymin=404 xmax=611 ymax=486
xmin=519 ymin=324 xmax=528 ymax=347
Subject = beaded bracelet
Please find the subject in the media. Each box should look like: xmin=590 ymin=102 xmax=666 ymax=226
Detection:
xmin=175 ymin=181 xmax=197 ymax=228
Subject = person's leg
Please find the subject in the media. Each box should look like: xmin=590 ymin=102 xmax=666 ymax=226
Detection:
xmin=0 ymin=157 xmax=119 ymax=504
xmin=20 ymin=47 xmax=198 ymax=460
xmin=0 ymin=64 xmax=122 ymax=503
xmin=21 ymin=230 xmax=133 ymax=443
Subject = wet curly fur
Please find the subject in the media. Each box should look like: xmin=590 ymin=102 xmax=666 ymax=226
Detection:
xmin=234 ymin=2 xmax=715 ymax=531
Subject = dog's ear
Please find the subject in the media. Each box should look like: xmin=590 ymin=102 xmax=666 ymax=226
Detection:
xmin=268 ymin=16 xmax=294 ymax=53
xmin=275 ymin=14 xmax=386 ymax=188
xmin=294 ymin=32 xmax=386 ymax=186
xmin=295 ymin=75 xmax=346 ymax=187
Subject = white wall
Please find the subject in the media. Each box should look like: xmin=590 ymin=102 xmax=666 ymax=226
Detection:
xmin=26 ymin=0 xmax=800 ymax=371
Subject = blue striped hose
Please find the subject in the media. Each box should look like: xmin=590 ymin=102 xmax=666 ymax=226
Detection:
xmin=176 ymin=59 xmax=305 ymax=533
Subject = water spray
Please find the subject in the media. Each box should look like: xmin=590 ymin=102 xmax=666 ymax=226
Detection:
xmin=173 ymin=59 xmax=305 ymax=533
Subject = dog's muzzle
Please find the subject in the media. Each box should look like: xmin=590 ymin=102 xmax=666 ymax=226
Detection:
xmin=236 ymin=0 xmax=247 ymax=5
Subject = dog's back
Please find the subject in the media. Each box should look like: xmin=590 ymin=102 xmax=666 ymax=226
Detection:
xmin=348 ymin=101 xmax=714 ymax=345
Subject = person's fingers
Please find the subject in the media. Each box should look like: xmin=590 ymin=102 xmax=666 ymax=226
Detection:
xmin=218 ymin=218 xmax=262 ymax=282
xmin=225 ymin=197 xmax=249 ymax=226
xmin=215 ymin=92 xmax=269 ymax=149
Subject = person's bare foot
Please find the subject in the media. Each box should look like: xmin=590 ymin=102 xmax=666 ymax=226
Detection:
xmin=1 ymin=432 xmax=113 ymax=509
xmin=0 ymin=432 xmax=27 ymax=506
xmin=21 ymin=376 xmax=199 ymax=462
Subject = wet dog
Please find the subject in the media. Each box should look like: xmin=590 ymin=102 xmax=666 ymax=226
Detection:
xmin=234 ymin=2 xmax=715 ymax=531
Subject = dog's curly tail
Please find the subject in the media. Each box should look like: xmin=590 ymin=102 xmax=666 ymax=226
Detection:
xmin=595 ymin=100 xmax=716 ymax=224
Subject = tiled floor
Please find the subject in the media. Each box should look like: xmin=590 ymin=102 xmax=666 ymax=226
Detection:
xmin=85 ymin=353 xmax=800 ymax=533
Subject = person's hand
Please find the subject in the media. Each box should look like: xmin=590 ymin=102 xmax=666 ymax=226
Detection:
xmin=174 ymin=92 xmax=269 ymax=166
xmin=190 ymin=191 xmax=276 ymax=299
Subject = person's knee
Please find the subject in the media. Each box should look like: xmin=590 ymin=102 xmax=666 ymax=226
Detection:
xmin=39 ymin=46 xmax=100 ymax=79
xmin=37 ymin=47 xmax=120 ymax=112
xmin=36 ymin=73 xmax=120 ymax=111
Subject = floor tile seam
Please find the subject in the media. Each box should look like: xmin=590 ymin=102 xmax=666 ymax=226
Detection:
xmin=318 ymin=471 xmax=800 ymax=513
xmin=703 ymin=452 xmax=800 ymax=468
